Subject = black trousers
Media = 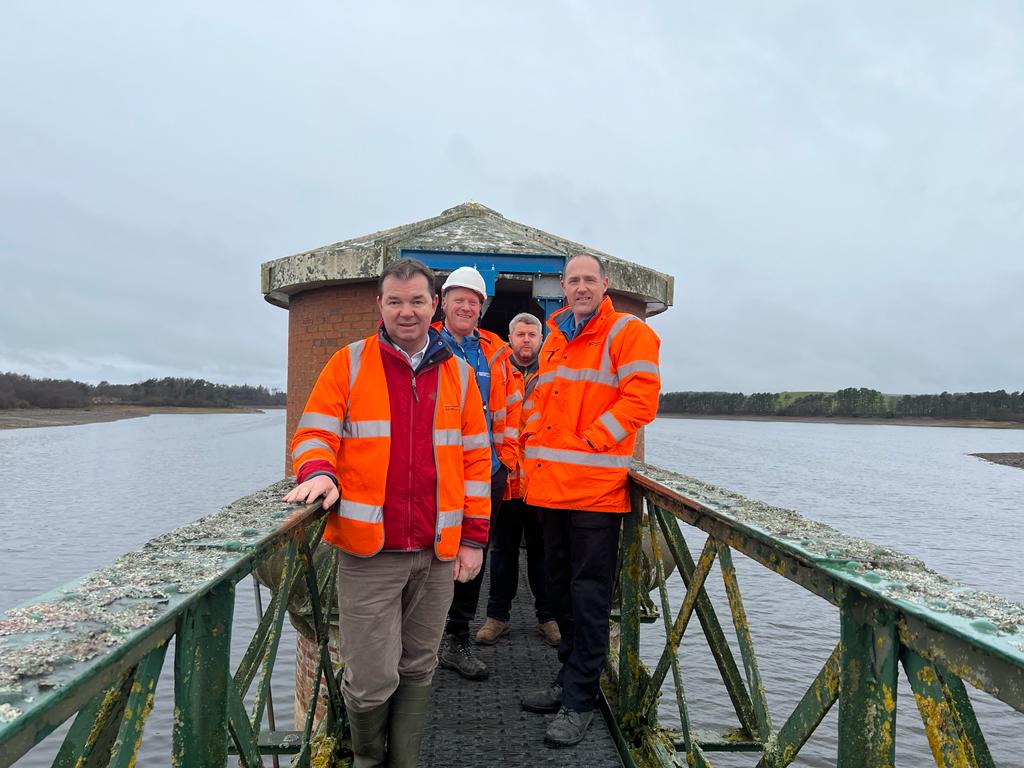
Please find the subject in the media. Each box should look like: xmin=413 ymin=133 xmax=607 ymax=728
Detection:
xmin=445 ymin=465 xmax=508 ymax=640
xmin=485 ymin=497 xmax=552 ymax=623
xmin=541 ymin=507 xmax=622 ymax=713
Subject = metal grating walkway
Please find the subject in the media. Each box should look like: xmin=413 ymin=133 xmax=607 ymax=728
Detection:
xmin=419 ymin=550 xmax=624 ymax=767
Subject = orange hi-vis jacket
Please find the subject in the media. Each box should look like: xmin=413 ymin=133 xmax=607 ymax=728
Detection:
xmin=432 ymin=323 xmax=521 ymax=474
xmin=504 ymin=361 xmax=539 ymax=500
xmin=290 ymin=333 xmax=491 ymax=559
xmin=523 ymin=297 xmax=661 ymax=514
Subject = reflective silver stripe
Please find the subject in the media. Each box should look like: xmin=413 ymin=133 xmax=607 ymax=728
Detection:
xmin=599 ymin=411 xmax=628 ymax=443
xmin=600 ymin=315 xmax=639 ymax=374
xmin=455 ymin=356 xmax=471 ymax=404
xmin=536 ymin=371 xmax=556 ymax=387
xmin=504 ymin=427 xmax=519 ymax=440
xmin=488 ymin=345 xmax=507 ymax=367
xmin=438 ymin=509 xmax=464 ymax=529
xmin=298 ymin=412 xmax=342 ymax=436
xmin=526 ymin=412 xmax=540 ymax=424
xmin=462 ymin=432 xmax=490 ymax=450
xmin=524 ymin=446 xmax=633 ymax=468
xmin=338 ymin=499 xmax=383 ymax=523
xmin=494 ymin=434 xmax=505 ymax=445
xmin=344 ymin=420 xmax=391 ymax=439
xmin=348 ymin=339 xmax=366 ymax=390
xmin=465 ymin=480 xmax=490 ymax=497
xmin=553 ymin=365 xmax=617 ymax=387
xmin=617 ymin=360 xmax=660 ymax=379
xmin=491 ymin=407 xmax=507 ymax=421
xmin=433 ymin=428 xmax=463 ymax=446
xmin=292 ymin=438 xmax=332 ymax=460
xmin=506 ymin=390 xmax=523 ymax=406
xmin=524 ymin=399 xmax=534 ymax=410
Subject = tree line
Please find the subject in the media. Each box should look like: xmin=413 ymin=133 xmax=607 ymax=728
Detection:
xmin=659 ymin=387 xmax=1024 ymax=422
xmin=0 ymin=372 xmax=286 ymax=410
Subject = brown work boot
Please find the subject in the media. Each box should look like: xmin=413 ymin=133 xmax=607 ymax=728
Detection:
xmin=537 ymin=620 xmax=561 ymax=647
xmin=474 ymin=617 xmax=510 ymax=645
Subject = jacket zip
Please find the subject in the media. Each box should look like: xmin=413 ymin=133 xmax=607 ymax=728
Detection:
xmin=407 ymin=366 xmax=417 ymax=548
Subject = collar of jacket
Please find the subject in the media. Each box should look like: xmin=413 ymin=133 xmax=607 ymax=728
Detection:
xmin=477 ymin=326 xmax=513 ymax=367
xmin=431 ymin=322 xmax=512 ymax=367
xmin=511 ymin=355 xmax=539 ymax=378
xmin=438 ymin=322 xmax=481 ymax=352
xmin=379 ymin=326 xmax=452 ymax=371
xmin=548 ymin=296 xmax=614 ymax=342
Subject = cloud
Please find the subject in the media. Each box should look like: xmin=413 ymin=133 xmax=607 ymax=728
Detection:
xmin=0 ymin=3 xmax=1021 ymax=393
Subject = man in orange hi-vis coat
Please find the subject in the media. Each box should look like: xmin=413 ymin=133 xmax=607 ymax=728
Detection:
xmin=284 ymin=258 xmax=490 ymax=768
xmin=520 ymin=252 xmax=661 ymax=748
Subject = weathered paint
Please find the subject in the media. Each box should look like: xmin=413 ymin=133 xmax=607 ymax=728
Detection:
xmin=837 ymin=594 xmax=897 ymax=768
xmin=653 ymin=503 xmax=757 ymax=732
xmin=644 ymin=499 xmax=693 ymax=749
xmin=902 ymin=648 xmax=990 ymax=768
xmin=719 ymin=545 xmax=772 ymax=740
xmin=756 ymin=644 xmax=840 ymax=768
xmin=617 ymin=488 xmax=646 ymax=728
xmin=638 ymin=537 xmax=718 ymax=719
xmin=172 ymin=581 xmax=235 ymax=768
xmin=108 ymin=641 xmax=168 ymax=768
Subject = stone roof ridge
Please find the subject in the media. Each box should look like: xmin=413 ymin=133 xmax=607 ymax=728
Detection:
xmin=281 ymin=201 xmax=623 ymax=263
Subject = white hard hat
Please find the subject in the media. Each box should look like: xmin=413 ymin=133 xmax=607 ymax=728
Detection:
xmin=441 ymin=266 xmax=487 ymax=300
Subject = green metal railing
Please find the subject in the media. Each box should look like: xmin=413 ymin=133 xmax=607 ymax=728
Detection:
xmin=0 ymin=480 xmax=343 ymax=768
xmin=2 ymin=467 xmax=1022 ymax=767
xmin=610 ymin=464 xmax=1024 ymax=767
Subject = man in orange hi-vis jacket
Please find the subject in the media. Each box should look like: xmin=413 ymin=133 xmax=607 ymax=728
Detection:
xmin=519 ymin=252 xmax=661 ymax=748
xmin=284 ymin=258 xmax=491 ymax=768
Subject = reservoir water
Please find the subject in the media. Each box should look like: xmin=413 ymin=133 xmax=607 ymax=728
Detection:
xmin=1 ymin=411 xmax=1021 ymax=765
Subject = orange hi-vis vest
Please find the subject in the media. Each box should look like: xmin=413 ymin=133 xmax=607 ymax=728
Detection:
xmin=479 ymin=327 xmax=521 ymax=472
xmin=504 ymin=362 xmax=538 ymax=500
xmin=432 ymin=323 xmax=521 ymax=473
xmin=291 ymin=334 xmax=491 ymax=559
xmin=523 ymin=297 xmax=661 ymax=514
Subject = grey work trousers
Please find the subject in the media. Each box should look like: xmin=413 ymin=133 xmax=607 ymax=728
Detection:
xmin=337 ymin=549 xmax=454 ymax=712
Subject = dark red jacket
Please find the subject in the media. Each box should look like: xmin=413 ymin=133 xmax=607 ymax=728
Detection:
xmin=298 ymin=328 xmax=487 ymax=551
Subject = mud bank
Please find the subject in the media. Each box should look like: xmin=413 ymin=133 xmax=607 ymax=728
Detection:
xmin=971 ymin=452 xmax=1024 ymax=470
xmin=0 ymin=405 xmax=267 ymax=430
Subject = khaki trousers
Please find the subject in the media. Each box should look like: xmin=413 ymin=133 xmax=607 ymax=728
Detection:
xmin=337 ymin=549 xmax=454 ymax=712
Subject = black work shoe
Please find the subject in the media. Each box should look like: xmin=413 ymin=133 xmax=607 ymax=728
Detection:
xmin=544 ymin=707 xmax=594 ymax=747
xmin=521 ymin=683 xmax=562 ymax=713
xmin=438 ymin=634 xmax=489 ymax=680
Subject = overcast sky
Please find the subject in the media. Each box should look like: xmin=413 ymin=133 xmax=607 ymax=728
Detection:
xmin=2 ymin=3 xmax=1022 ymax=394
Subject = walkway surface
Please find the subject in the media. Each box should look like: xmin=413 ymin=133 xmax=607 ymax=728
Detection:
xmin=419 ymin=550 xmax=624 ymax=767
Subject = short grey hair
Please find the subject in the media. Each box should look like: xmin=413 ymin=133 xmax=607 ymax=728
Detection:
xmin=508 ymin=312 xmax=543 ymax=335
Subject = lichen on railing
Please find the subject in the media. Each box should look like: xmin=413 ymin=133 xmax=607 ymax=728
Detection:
xmin=0 ymin=479 xmax=345 ymax=767
xmin=612 ymin=462 xmax=1024 ymax=768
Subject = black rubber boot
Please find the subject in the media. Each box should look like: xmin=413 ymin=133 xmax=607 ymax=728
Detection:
xmin=346 ymin=701 xmax=389 ymax=767
xmin=386 ymin=684 xmax=432 ymax=768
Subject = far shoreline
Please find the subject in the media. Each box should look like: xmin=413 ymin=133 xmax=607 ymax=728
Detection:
xmin=0 ymin=405 xmax=281 ymax=431
xmin=658 ymin=413 xmax=1024 ymax=430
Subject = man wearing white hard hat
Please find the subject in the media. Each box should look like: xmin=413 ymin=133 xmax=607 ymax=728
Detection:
xmin=433 ymin=266 xmax=522 ymax=681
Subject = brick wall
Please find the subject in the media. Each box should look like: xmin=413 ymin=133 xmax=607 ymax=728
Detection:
xmin=284 ymin=282 xmax=380 ymax=474
xmin=293 ymin=625 xmax=343 ymax=730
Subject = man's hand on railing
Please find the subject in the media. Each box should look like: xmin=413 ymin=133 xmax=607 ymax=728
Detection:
xmin=452 ymin=544 xmax=483 ymax=583
xmin=283 ymin=475 xmax=339 ymax=511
